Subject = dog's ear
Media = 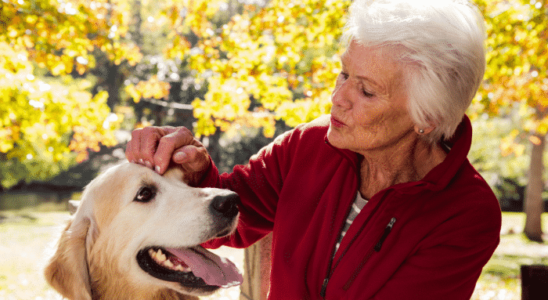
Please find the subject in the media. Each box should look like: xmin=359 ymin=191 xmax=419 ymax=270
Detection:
xmin=44 ymin=216 xmax=93 ymax=300
xmin=163 ymin=164 xmax=207 ymax=186
xmin=164 ymin=166 xmax=187 ymax=183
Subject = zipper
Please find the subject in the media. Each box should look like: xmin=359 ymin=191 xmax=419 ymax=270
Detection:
xmin=320 ymin=140 xmax=396 ymax=298
xmin=321 ymin=217 xmax=397 ymax=297
xmin=374 ymin=217 xmax=396 ymax=252
xmin=320 ymin=139 xmax=361 ymax=299
xmin=320 ymin=278 xmax=329 ymax=298
xmin=319 ymin=192 xmax=394 ymax=298
xmin=320 ymin=199 xmax=356 ymax=299
xmin=343 ymin=217 xmax=397 ymax=291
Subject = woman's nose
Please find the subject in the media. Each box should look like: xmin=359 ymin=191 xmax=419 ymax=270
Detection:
xmin=331 ymin=80 xmax=352 ymax=109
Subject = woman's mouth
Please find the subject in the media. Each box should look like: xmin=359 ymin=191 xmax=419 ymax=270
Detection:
xmin=331 ymin=116 xmax=345 ymax=128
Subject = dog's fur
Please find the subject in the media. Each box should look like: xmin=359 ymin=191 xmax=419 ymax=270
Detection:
xmin=44 ymin=162 xmax=240 ymax=300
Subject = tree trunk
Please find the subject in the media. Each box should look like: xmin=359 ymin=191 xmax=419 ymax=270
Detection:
xmin=204 ymin=129 xmax=223 ymax=167
xmin=131 ymin=0 xmax=143 ymax=47
xmin=106 ymin=62 xmax=121 ymax=110
xmin=523 ymin=132 xmax=546 ymax=242
xmin=240 ymin=233 xmax=272 ymax=300
xmin=105 ymin=0 xmax=123 ymax=111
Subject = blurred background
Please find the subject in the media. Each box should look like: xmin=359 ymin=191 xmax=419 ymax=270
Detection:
xmin=0 ymin=0 xmax=547 ymax=299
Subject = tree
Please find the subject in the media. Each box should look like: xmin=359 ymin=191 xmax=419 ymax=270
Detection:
xmin=473 ymin=0 xmax=548 ymax=241
xmin=154 ymin=0 xmax=350 ymax=138
xmin=469 ymin=113 xmax=530 ymax=204
xmin=0 ymin=0 xmax=141 ymax=187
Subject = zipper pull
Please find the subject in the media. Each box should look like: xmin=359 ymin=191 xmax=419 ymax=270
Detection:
xmin=320 ymin=278 xmax=329 ymax=298
xmin=374 ymin=217 xmax=396 ymax=252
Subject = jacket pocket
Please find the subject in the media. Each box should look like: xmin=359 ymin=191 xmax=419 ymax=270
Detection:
xmin=343 ymin=217 xmax=397 ymax=291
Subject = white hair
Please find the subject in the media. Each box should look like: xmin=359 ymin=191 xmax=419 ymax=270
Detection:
xmin=343 ymin=0 xmax=486 ymax=142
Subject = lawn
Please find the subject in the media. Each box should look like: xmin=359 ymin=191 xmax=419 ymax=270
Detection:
xmin=470 ymin=212 xmax=548 ymax=300
xmin=0 ymin=204 xmax=242 ymax=300
xmin=0 ymin=207 xmax=547 ymax=300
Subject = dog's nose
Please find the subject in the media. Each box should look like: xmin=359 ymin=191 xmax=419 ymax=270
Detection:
xmin=210 ymin=193 xmax=239 ymax=218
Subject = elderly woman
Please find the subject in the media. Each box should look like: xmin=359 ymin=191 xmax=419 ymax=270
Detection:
xmin=125 ymin=0 xmax=501 ymax=299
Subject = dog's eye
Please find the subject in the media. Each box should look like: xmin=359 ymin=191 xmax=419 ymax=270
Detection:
xmin=134 ymin=186 xmax=156 ymax=203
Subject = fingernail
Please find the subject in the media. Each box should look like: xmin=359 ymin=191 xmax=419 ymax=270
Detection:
xmin=155 ymin=166 xmax=161 ymax=173
xmin=144 ymin=160 xmax=153 ymax=169
xmin=174 ymin=152 xmax=187 ymax=161
xmin=138 ymin=159 xmax=144 ymax=164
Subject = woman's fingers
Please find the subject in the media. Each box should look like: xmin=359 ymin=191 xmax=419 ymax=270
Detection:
xmin=153 ymin=127 xmax=206 ymax=174
xmin=172 ymin=145 xmax=211 ymax=185
xmin=126 ymin=126 xmax=176 ymax=169
xmin=126 ymin=128 xmax=144 ymax=164
xmin=126 ymin=126 xmax=210 ymax=182
xmin=172 ymin=145 xmax=210 ymax=171
xmin=138 ymin=127 xmax=167 ymax=169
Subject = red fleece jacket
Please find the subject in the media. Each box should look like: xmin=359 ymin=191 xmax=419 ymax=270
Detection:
xmin=201 ymin=115 xmax=501 ymax=300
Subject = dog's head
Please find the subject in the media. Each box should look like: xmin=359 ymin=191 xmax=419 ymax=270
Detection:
xmin=44 ymin=162 xmax=242 ymax=299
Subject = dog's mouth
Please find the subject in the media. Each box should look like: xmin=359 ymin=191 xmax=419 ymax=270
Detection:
xmin=136 ymin=246 xmax=243 ymax=290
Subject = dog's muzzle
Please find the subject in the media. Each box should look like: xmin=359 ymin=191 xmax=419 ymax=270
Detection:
xmin=210 ymin=192 xmax=240 ymax=237
xmin=136 ymin=191 xmax=242 ymax=291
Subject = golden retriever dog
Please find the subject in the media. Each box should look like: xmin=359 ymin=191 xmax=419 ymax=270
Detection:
xmin=44 ymin=162 xmax=242 ymax=300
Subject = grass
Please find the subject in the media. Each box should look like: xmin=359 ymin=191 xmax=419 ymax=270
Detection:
xmin=0 ymin=209 xmax=69 ymax=300
xmin=0 ymin=207 xmax=242 ymax=300
xmin=470 ymin=212 xmax=548 ymax=300
xmin=0 ymin=208 xmax=547 ymax=300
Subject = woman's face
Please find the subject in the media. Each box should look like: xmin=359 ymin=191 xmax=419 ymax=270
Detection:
xmin=327 ymin=40 xmax=416 ymax=155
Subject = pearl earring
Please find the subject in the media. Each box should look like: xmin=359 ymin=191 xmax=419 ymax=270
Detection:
xmin=418 ymin=129 xmax=425 ymax=134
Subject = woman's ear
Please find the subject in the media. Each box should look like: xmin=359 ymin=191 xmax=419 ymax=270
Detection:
xmin=414 ymin=125 xmax=435 ymax=135
xmin=44 ymin=217 xmax=93 ymax=300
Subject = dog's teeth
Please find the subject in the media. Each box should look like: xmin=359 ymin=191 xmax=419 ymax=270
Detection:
xmin=174 ymin=265 xmax=192 ymax=272
xmin=157 ymin=249 xmax=167 ymax=262
xmin=146 ymin=248 xmax=192 ymax=272
xmin=175 ymin=265 xmax=190 ymax=272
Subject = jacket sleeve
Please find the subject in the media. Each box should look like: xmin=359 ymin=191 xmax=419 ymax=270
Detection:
xmin=200 ymin=130 xmax=294 ymax=249
xmin=369 ymin=195 xmax=501 ymax=300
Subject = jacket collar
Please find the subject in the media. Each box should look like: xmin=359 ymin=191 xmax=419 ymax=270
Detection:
xmin=415 ymin=115 xmax=473 ymax=192
xmin=324 ymin=115 xmax=473 ymax=194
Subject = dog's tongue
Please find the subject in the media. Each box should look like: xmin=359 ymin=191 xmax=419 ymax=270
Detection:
xmin=166 ymin=246 xmax=243 ymax=287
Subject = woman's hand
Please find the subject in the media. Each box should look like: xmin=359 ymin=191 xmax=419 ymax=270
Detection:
xmin=125 ymin=126 xmax=211 ymax=185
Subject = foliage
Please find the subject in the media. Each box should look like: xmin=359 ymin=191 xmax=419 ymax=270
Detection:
xmin=469 ymin=110 xmax=548 ymax=208
xmin=1 ymin=0 xmax=141 ymax=74
xmin=123 ymin=0 xmax=224 ymax=115
xmin=1 ymin=0 xmax=546 ymax=194
xmin=153 ymin=0 xmax=349 ymax=138
xmin=472 ymin=0 xmax=548 ymax=137
xmin=0 ymin=0 xmax=143 ymax=187
xmin=472 ymin=0 xmax=547 ymax=240
xmin=469 ymin=113 xmax=530 ymax=200
xmin=0 ymin=47 xmax=120 ymax=187
xmin=217 ymin=122 xmax=291 ymax=173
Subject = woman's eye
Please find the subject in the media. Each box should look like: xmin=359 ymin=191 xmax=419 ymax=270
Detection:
xmin=363 ymin=89 xmax=374 ymax=98
xmin=134 ymin=186 xmax=156 ymax=203
xmin=339 ymin=72 xmax=349 ymax=80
